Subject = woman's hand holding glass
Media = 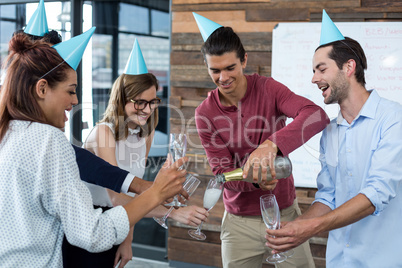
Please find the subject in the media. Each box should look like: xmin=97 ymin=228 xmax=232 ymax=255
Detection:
xmin=151 ymin=155 xmax=188 ymax=202
xmin=188 ymin=179 xmax=222 ymax=240
xmin=169 ymin=205 xmax=208 ymax=227
xmin=154 ymin=174 xmax=201 ymax=229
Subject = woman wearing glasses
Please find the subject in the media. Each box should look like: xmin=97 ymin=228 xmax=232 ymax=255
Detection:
xmin=85 ymin=72 xmax=162 ymax=185
xmin=64 ymin=41 xmax=208 ymax=268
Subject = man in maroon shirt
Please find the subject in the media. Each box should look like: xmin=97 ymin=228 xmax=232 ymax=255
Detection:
xmin=195 ymin=25 xmax=329 ymax=267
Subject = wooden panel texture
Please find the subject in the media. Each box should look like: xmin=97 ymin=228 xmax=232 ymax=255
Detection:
xmin=168 ymin=0 xmax=401 ymax=267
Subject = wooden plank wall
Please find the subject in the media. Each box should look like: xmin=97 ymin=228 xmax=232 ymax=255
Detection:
xmin=168 ymin=1 xmax=402 ymax=267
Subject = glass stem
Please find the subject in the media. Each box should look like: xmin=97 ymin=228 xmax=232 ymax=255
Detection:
xmin=196 ymin=221 xmax=204 ymax=234
xmin=172 ymin=195 xmax=178 ymax=205
xmin=163 ymin=206 xmax=174 ymax=221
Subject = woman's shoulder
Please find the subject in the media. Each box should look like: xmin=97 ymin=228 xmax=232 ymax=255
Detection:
xmin=26 ymin=121 xmax=67 ymax=140
xmin=95 ymin=122 xmax=115 ymax=134
xmin=18 ymin=121 xmax=75 ymax=157
xmin=97 ymin=122 xmax=114 ymax=131
xmin=9 ymin=120 xmax=67 ymax=147
xmin=84 ymin=122 xmax=117 ymax=152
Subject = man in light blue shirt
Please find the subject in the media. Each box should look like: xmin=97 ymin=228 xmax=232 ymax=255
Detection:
xmin=265 ymin=22 xmax=402 ymax=268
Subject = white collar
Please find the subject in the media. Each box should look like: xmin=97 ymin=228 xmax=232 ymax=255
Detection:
xmin=128 ymin=126 xmax=140 ymax=135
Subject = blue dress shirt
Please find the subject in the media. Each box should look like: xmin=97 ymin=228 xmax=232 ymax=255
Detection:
xmin=314 ymin=90 xmax=402 ymax=267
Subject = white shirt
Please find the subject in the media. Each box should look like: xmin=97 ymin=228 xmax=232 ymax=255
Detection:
xmin=107 ymin=123 xmax=147 ymax=177
xmin=0 ymin=121 xmax=129 ymax=267
xmin=85 ymin=122 xmax=147 ymax=206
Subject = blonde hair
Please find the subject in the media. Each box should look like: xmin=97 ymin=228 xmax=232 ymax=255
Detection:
xmin=100 ymin=73 xmax=159 ymax=140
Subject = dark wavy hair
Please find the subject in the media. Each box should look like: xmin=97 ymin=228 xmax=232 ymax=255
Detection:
xmin=0 ymin=32 xmax=70 ymax=141
xmin=316 ymin=37 xmax=367 ymax=86
xmin=201 ymin=26 xmax=246 ymax=64
xmin=13 ymin=29 xmax=62 ymax=44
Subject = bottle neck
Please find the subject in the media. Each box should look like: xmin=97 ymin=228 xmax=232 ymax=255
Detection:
xmin=214 ymin=174 xmax=226 ymax=183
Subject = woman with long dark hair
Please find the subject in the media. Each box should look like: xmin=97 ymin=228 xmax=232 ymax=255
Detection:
xmin=0 ymin=31 xmax=186 ymax=268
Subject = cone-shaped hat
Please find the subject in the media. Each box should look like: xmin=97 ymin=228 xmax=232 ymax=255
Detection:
xmin=320 ymin=10 xmax=345 ymax=46
xmin=124 ymin=39 xmax=148 ymax=75
xmin=52 ymin=27 xmax=95 ymax=71
xmin=192 ymin=12 xmax=223 ymax=42
xmin=24 ymin=0 xmax=48 ymax=37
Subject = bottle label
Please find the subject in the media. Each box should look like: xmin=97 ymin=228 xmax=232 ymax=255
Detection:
xmin=218 ymin=156 xmax=292 ymax=183
xmin=222 ymin=168 xmax=244 ymax=182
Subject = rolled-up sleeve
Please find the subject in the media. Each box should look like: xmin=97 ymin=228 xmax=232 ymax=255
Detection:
xmin=313 ymin=129 xmax=336 ymax=210
xmin=359 ymin=112 xmax=402 ymax=216
xmin=48 ymin=134 xmax=130 ymax=253
xmin=103 ymin=206 xmax=130 ymax=244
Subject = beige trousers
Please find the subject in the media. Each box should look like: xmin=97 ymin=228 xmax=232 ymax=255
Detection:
xmin=220 ymin=199 xmax=315 ymax=268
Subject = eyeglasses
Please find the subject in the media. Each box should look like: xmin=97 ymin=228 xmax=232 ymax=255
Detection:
xmin=129 ymin=98 xmax=161 ymax=111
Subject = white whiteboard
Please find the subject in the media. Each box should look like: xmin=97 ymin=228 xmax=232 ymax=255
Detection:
xmin=272 ymin=22 xmax=402 ymax=188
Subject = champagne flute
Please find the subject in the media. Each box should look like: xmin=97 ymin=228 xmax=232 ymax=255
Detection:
xmin=169 ymin=133 xmax=187 ymax=164
xmin=188 ymin=179 xmax=222 ymax=240
xmin=154 ymin=174 xmax=200 ymax=229
xmin=284 ymin=248 xmax=294 ymax=258
xmin=165 ymin=133 xmax=187 ymax=207
xmin=260 ymin=194 xmax=287 ymax=264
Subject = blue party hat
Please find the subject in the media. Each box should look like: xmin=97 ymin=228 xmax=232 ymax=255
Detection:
xmin=192 ymin=12 xmax=223 ymax=42
xmin=124 ymin=39 xmax=148 ymax=75
xmin=24 ymin=0 xmax=48 ymax=37
xmin=320 ymin=10 xmax=345 ymax=46
xmin=52 ymin=27 xmax=95 ymax=70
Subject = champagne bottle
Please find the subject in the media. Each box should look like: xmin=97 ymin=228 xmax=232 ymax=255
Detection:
xmin=214 ymin=156 xmax=292 ymax=184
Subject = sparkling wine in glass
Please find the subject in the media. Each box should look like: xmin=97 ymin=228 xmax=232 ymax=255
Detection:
xmin=154 ymin=174 xmax=200 ymax=229
xmin=260 ymin=194 xmax=287 ymax=264
xmin=188 ymin=179 xmax=223 ymax=240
